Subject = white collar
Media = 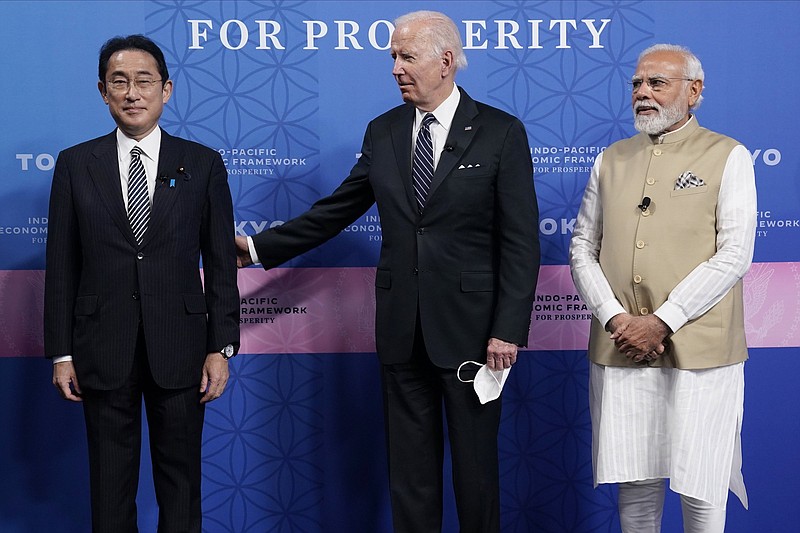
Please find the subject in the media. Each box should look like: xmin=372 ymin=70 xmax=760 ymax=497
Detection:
xmin=116 ymin=126 xmax=162 ymax=162
xmin=414 ymin=83 xmax=460 ymax=132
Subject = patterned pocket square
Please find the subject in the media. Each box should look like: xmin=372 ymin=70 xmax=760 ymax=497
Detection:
xmin=674 ymin=171 xmax=705 ymax=190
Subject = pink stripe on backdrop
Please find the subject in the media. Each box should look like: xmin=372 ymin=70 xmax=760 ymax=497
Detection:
xmin=0 ymin=270 xmax=45 ymax=357
xmin=237 ymin=267 xmax=377 ymax=354
xmin=4 ymin=262 xmax=800 ymax=357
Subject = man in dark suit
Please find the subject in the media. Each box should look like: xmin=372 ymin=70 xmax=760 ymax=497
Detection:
xmin=44 ymin=35 xmax=239 ymax=533
xmin=235 ymin=11 xmax=539 ymax=532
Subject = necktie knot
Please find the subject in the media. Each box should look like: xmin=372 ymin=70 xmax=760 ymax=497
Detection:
xmin=130 ymin=146 xmax=143 ymax=158
xmin=421 ymin=113 xmax=436 ymax=128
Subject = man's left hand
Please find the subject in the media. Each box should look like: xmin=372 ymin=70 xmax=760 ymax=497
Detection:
xmin=486 ymin=337 xmax=518 ymax=370
xmin=610 ymin=314 xmax=669 ymax=360
xmin=200 ymin=352 xmax=230 ymax=403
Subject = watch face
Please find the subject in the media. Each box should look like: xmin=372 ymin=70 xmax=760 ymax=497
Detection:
xmin=222 ymin=345 xmax=234 ymax=359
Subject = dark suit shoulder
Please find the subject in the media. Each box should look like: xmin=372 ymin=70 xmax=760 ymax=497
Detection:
xmin=362 ymin=87 xmax=523 ymax=132
xmin=453 ymin=87 xmax=521 ymax=129
xmin=369 ymin=102 xmax=414 ymax=128
xmin=160 ymin=130 xmax=220 ymax=158
xmin=472 ymin=100 xmax=519 ymax=124
xmin=59 ymin=131 xmax=116 ymax=156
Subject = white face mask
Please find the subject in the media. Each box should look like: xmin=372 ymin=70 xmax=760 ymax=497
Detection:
xmin=457 ymin=361 xmax=511 ymax=404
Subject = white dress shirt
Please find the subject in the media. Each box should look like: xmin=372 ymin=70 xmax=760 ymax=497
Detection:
xmin=412 ymin=83 xmax=461 ymax=170
xmin=116 ymin=126 xmax=161 ymax=208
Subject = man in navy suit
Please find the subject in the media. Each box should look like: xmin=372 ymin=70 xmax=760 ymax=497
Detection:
xmin=236 ymin=11 xmax=539 ymax=532
xmin=45 ymin=35 xmax=239 ymax=532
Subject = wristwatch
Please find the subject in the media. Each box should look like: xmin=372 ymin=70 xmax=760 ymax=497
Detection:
xmin=220 ymin=344 xmax=235 ymax=360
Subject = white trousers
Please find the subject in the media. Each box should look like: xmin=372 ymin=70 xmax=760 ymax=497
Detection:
xmin=618 ymin=479 xmax=727 ymax=533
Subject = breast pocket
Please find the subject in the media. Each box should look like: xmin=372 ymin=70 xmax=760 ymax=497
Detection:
xmin=447 ymin=173 xmax=494 ymax=212
xmin=670 ymin=185 xmax=709 ymax=197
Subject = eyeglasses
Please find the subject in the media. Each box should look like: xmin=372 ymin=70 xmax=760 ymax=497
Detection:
xmin=628 ymin=77 xmax=694 ymax=93
xmin=105 ymin=78 xmax=163 ymax=93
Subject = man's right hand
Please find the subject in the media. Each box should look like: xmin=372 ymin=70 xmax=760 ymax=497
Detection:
xmin=53 ymin=361 xmax=82 ymax=402
xmin=608 ymin=313 xmax=668 ymax=363
xmin=235 ymin=236 xmax=253 ymax=268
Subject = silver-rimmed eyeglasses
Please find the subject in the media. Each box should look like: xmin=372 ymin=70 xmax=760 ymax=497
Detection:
xmin=628 ymin=77 xmax=694 ymax=93
xmin=105 ymin=78 xmax=163 ymax=93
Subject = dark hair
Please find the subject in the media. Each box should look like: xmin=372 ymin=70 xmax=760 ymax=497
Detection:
xmin=98 ymin=34 xmax=169 ymax=86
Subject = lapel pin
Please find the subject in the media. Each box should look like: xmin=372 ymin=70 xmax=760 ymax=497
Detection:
xmin=464 ymin=126 xmax=472 ymax=131
xmin=169 ymin=178 xmax=176 ymax=188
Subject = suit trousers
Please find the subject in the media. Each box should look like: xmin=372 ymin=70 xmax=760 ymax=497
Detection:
xmin=381 ymin=322 xmax=502 ymax=533
xmin=81 ymin=325 xmax=205 ymax=533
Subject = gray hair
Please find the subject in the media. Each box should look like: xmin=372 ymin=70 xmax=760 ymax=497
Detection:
xmin=639 ymin=43 xmax=704 ymax=108
xmin=394 ymin=11 xmax=467 ymax=71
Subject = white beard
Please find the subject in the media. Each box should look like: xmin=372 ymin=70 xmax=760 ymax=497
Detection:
xmin=633 ymin=99 xmax=688 ymax=135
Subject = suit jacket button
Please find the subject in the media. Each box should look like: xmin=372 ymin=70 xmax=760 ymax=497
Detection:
xmin=132 ymin=290 xmax=140 ymax=300
xmin=136 ymin=252 xmax=144 ymax=260
xmin=417 ymin=228 xmax=424 ymax=235
xmin=413 ymin=268 xmax=418 ymax=275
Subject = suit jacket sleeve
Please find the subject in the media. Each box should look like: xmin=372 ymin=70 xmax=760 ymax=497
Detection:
xmin=251 ymin=125 xmax=377 ymax=268
xmin=200 ymin=152 xmax=240 ymax=354
xmin=490 ymin=118 xmax=540 ymax=346
xmin=44 ymin=151 xmax=81 ymax=357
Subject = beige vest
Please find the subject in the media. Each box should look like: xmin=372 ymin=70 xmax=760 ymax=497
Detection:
xmin=589 ymin=118 xmax=748 ymax=369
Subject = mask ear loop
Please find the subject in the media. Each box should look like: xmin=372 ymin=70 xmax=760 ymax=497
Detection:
xmin=457 ymin=361 xmax=483 ymax=383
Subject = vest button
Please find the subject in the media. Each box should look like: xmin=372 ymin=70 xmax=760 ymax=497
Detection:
xmin=640 ymin=307 xmax=649 ymax=315
xmin=636 ymin=240 xmax=645 ymax=249
xmin=653 ymin=149 xmax=662 ymax=156
xmin=633 ymin=275 xmax=642 ymax=283
xmin=646 ymin=177 xmax=655 ymax=185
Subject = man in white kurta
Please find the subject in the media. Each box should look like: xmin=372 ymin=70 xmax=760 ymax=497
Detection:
xmin=569 ymin=44 xmax=756 ymax=532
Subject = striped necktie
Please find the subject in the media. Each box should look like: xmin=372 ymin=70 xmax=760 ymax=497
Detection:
xmin=127 ymin=146 xmax=150 ymax=245
xmin=412 ymin=113 xmax=436 ymax=211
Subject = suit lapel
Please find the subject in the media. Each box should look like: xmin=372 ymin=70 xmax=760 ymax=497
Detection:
xmin=428 ymin=88 xmax=479 ymax=202
xmin=144 ymin=131 xmax=184 ymax=248
xmin=390 ymin=105 xmax=418 ymax=213
xmin=88 ymin=132 xmax=140 ymax=248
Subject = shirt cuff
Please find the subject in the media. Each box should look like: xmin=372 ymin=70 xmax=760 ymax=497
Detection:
xmin=53 ymin=355 xmax=72 ymax=364
xmin=247 ymin=236 xmax=261 ymax=265
xmin=595 ymin=300 xmax=627 ymax=330
xmin=654 ymin=301 xmax=687 ymax=333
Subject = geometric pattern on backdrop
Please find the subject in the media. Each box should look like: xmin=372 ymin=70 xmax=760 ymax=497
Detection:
xmin=147 ymin=1 xmax=323 ymax=227
xmin=488 ymin=1 xmax=654 ymax=265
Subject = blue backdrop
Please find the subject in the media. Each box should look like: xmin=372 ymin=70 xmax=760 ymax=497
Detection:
xmin=1 ymin=1 xmax=799 ymax=532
